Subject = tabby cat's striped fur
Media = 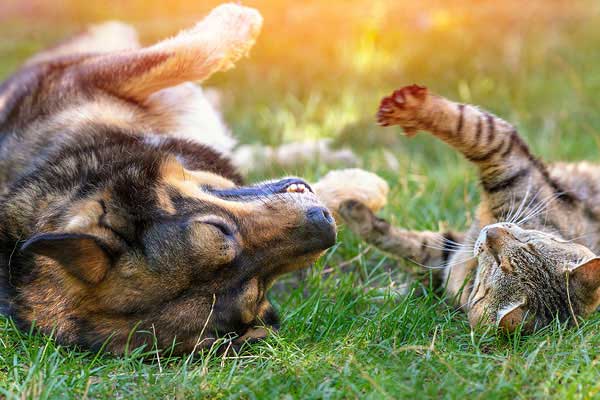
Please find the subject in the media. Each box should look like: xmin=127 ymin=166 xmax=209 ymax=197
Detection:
xmin=340 ymin=85 xmax=600 ymax=332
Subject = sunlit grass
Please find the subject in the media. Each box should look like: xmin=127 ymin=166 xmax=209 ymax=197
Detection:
xmin=1 ymin=0 xmax=600 ymax=398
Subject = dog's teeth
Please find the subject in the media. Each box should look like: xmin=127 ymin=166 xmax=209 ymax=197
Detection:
xmin=286 ymin=183 xmax=308 ymax=193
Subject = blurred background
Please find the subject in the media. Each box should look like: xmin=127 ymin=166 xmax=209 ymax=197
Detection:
xmin=2 ymin=1 xmax=598 ymax=155
xmin=2 ymin=3 xmax=600 ymax=396
xmin=1 ymin=0 xmax=599 ymax=262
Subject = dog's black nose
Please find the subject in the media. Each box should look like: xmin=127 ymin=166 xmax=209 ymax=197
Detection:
xmin=305 ymin=207 xmax=336 ymax=248
xmin=307 ymin=206 xmax=334 ymax=227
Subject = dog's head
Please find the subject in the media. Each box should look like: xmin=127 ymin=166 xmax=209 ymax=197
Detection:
xmin=1 ymin=3 xmax=336 ymax=354
xmin=18 ymin=146 xmax=335 ymax=354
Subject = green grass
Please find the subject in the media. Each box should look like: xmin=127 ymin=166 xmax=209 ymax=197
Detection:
xmin=2 ymin=0 xmax=600 ymax=398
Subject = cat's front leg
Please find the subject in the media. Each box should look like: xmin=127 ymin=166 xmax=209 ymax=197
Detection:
xmin=376 ymin=85 xmax=575 ymax=227
xmin=338 ymin=200 xmax=464 ymax=283
xmin=376 ymin=85 xmax=533 ymax=189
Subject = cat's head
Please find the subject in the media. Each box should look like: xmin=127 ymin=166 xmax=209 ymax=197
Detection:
xmin=467 ymin=222 xmax=600 ymax=332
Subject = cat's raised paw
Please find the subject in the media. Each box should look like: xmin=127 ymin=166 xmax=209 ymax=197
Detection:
xmin=377 ymin=84 xmax=429 ymax=136
xmin=391 ymin=84 xmax=427 ymax=107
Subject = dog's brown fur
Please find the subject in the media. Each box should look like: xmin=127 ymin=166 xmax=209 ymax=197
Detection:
xmin=0 ymin=4 xmax=336 ymax=354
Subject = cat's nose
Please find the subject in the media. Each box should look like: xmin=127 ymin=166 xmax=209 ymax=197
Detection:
xmin=474 ymin=224 xmax=513 ymax=258
xmin=485 ymin=226 xmax=510 ymax=246
xmin=483 ymin=226 xmax=516 ymax=262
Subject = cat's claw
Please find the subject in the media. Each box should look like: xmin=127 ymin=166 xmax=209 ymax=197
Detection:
xmin=376 ymin=84 xmax=428 ymax=136
xmin=339 ymin=200 xmax=376 ymax=236
xmin=339 ymin=200 xmax=390 ymax=237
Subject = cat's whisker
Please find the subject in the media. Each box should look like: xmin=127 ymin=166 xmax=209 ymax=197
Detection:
xmin=422 ymin=244 xmax=473 ymax=253
xmin=421 ymin=244 xmax=450 ymax=251
xmin=426 ymin=239 xmax=474 ymax=252
xmin=446 ymin=238 xmax=475 ymax=247
xmin=563 ymin=231 xmax=600 ymax=243
xmin=519 ymin=196 xmax=553 ymax=223
xmin=439 ymin=256 xmax=476 ymax=271
xmin=430 ymin=239 xmax=473 ymax=249
xmin=507 ymin=192 xmax=521 ymax=223
xmin=511 ymin=188 xmax=542 ymax=226
xmin=429 ymin=234 xmax=475 ymax=247
xmin=514 ymin=191 xmax=559 ymax=226
xmin=508 ymin=177 xmax=534 ymax=224
xmin=514 ymin=184 xmax=543 ymax=224
xmin=424 ymin=245 xmax=472 ymax=253
xmin=407 ymin=254 xmax=476 ymax=271
xmin=427 ymin=236 xmax=471 ymax=249
xmin=516 ymin=192 xmax=564 ymax=226
xmin=405 ymin=257 xmax=448 ymax=270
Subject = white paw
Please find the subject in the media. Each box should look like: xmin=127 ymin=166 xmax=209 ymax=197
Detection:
xmin=154 ymin=4 xmax=263 ymax=73
xmin=313 ymin=169 xmax=389 ymax=217
xmin=206 ymin=4 xmax=263 ymax=40
xmin=195 ymin=3 xmax=263 ymax=64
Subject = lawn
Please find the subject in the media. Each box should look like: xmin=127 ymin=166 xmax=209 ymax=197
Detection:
xmin=1 ymin=0 xmax=600 ymax=398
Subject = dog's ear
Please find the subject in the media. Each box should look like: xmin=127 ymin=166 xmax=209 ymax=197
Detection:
xmin=21 ymin=233 xmax=113 ymax=285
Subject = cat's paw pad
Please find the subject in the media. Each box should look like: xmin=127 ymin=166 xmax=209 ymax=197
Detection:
xmin=377 ymin=84 xmax=428 ymax=136
xmin=338 ymin=200 xmax=378 ymax=236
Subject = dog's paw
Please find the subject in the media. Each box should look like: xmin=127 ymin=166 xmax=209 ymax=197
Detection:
xmin=377 ymin=84 xmax=429 ymax=136
xmin=222 ymin=327 xmax=269 ymax=355
xmin=312 ymin=168 xmax=388 ymax=218
xmin=204 ymin=4 xmax=263 ymax=44
xmin=198 ymin=4 xmax=263 ymax=65
xmin=157 ymin=4 xmax=263 ymax=74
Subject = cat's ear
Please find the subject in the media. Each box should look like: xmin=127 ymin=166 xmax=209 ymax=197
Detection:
xmin=21 ymin=233 xmax=114 ymax=285
xmin=497 ymin=301 xmax=526 ymax=332
xmin=570 ymin=257 xmax=600 ymax=290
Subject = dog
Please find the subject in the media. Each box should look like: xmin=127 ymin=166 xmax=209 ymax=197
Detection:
xmin=0 ymin=4 xmax=338 ymax=354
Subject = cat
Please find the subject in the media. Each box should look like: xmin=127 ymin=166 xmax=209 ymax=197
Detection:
xmin=339 ymin=84 xmax=600 ymax=332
